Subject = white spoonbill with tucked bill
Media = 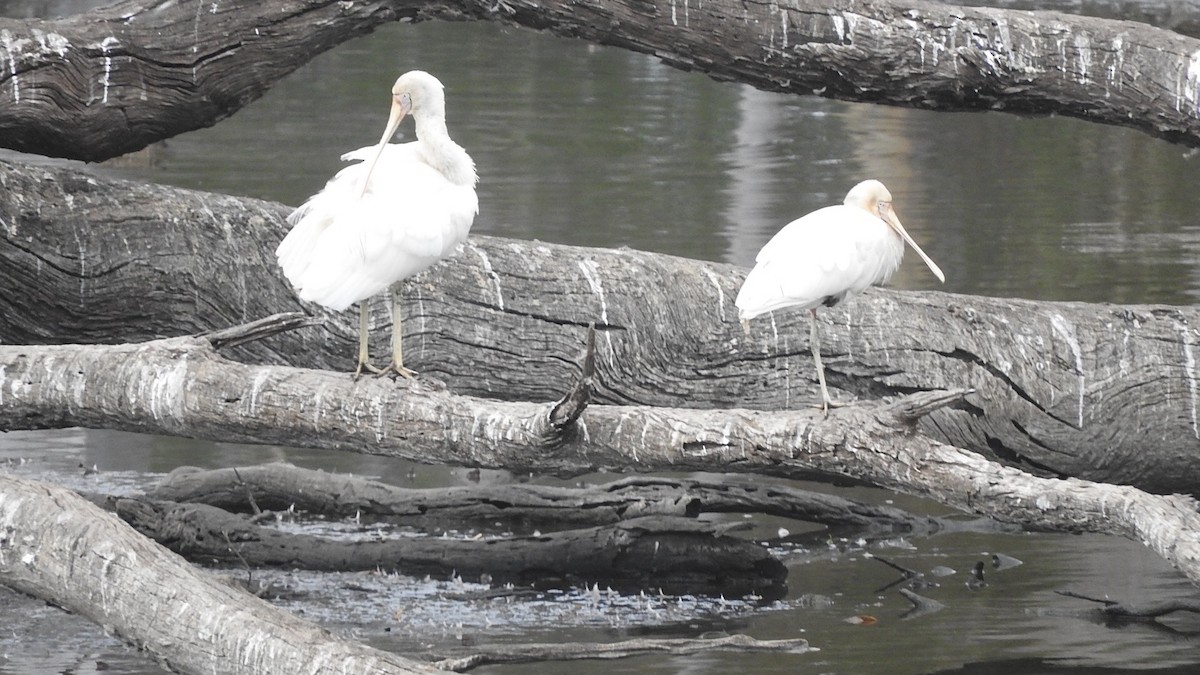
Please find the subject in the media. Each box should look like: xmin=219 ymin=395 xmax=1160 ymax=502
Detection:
xmin=276 ymin=70 xmax=478 ymax=378
xmin=735 ymin=180 xmax=944 ymax=411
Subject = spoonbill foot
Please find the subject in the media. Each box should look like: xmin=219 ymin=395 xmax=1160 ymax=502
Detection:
xmin=376 ymin=362 xmax=417 ymax=380
xmin=352 ymin=360 xmax=383 ymax=381
xmin=816 ymin=397 xmax=846 ymax=415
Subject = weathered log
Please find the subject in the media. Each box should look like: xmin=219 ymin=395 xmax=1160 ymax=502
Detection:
xmin=0 ymin=0 xmax=400 ymax=162
xmin=149 ymin=461 xmax=945 ymax=533
xmin=2 ymin=0 xmax=1199 ymax=163
xmin=0 ymin=322 xmax=929 ymax=477
xmin=427 ymin=634 xmax=813 ymax=672
xmin=0 ymin=474 xmax=430 ymax=675
xmin=4 ymin=326 xmax=1200 ymax=591
xmin=4 ymin=158 xmax=1200 ymax=494
xmin=90 ymin=492 xmax=788 ymax=596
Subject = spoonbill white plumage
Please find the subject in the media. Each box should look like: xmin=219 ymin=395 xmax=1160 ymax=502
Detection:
xmin=735 ymin=180 xmax=945 ymax=410
xmin=276 ymin=70 xmax=478 ymax=378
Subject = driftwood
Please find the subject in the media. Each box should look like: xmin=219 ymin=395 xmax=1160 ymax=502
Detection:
xmin=5 ymin=158 xmax=1200 ymax=494
xmin=149 ymin=461 xmax=952 ymax=533
xmin=89 ymin=491 xmax=786 ymax=596
xmin=0 ymin=474 xmax=430 ymax=675
xmin=5 ymin=320 xmax=1200 ymax=593
xmin=2 ymin=0 xmax=1200 ymax=162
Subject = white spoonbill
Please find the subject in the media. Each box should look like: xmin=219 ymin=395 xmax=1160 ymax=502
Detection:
xmin=276 ymin=70 xmax=478 ymax=378
xmin=735 ymin=180 xmax=944 ymax=410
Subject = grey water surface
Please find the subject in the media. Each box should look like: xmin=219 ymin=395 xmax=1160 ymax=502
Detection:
xmin=3 ymin=8 xmax=1200 ymax=675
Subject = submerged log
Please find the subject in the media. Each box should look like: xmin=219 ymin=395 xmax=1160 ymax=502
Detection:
xmin=149 ymin=462 xmax=946 ymax=533
xmin=0 ymin=474 xmax=429 ymax=675
xmin=1056 ymin=590 xmax=1200 ymax=623
xmin=92 ymin=492 xmax=788 ymax=597
xmin=2 ymin=0 xmax=1199 ymax=162
xmin=4 ymin=158 xmax=1200 ymax=494
xmin=428 ymin=634 xmax=813 ymax=672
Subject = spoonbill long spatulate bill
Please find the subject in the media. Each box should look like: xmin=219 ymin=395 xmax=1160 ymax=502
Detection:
xmin=275 ymin=70 xmax=478 ymax=378
xmin=734 ymin=179 xmax=945 ymax=411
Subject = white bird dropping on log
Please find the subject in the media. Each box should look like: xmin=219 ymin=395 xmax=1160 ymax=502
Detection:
xmin=735 ymin=180 xmax=944 ymax=411
xmin=276 ymin=71 xmax=478 ymax=377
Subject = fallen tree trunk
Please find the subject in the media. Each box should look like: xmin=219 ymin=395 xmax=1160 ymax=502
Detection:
xmin=0 ymin=474 xmax=430 ymax=675
xmin=90 ymin=493 xmax=786 ymax=596
xmin=2 ymin=0 xmax=1199 ymax=162
xmin=3 ymin=158 xmax=1200 ymax=494
xmin=149 ymin=462 xmax=951 ymax=533
xmin=3 ymin=323 xmax=1200 ymax=590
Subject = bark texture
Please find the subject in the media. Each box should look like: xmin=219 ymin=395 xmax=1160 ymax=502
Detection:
xmin=0 ymin=474 xmax=430 ymax=675
xmin=4 ymin=158 xmax=1200 ymax=494
xmin=2 ymin=0 xmax=1199 ymax=162
xmin=0 ymin=0 xmax=400 ymax=162
xmin=947 ymin=0 xmax=1200 ymax=38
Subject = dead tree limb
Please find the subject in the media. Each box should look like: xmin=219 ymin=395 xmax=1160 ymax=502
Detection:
xmin=148 ymin=462 xmax=946 ymax=533
xmin=0 ymin=329 xmax=945 ymax=478
xmin=4 ymin=158 xmax=1200 ymax=494
xmin=4 ymin=330 xmax=1200 ymax=590
xmin=2 ymin=0 xmax=1200 ymax=162
xmin=1057 ymin=589 xmax=1200 ymax=621
xmin=0 ymin=474 xmax=430 ymax=675
xmin=88 ymin=493 xmax=786 ymax=596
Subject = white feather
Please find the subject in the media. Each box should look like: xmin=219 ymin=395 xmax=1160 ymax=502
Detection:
xmin=735 ymin=187 xmax=906 ymax=321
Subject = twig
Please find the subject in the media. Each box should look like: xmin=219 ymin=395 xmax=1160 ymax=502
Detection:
xmin=887 ymin=388 xmax=975 ymax=424
xmin=867 ymin=553 xmax=922 ymax=579
xmin=233 ymin=467 xmax=263 ymax=516
xmin=204 ymin=312 xmax=316 ymax=350
xmin=547 ymin=324 xmax=596 ymax=433
xmin=1057 ymin=590 xmax=1200 ymax=619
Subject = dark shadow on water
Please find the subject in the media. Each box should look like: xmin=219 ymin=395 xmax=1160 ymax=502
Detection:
xmin=932 ymin=659 xmax=1200 ymax=675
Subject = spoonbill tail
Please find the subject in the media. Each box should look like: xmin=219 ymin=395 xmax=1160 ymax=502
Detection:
xmin=735 ymin=179 xmax=944 ymax=411
xmin=276 ymin=70 xmax=478 ymax=378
